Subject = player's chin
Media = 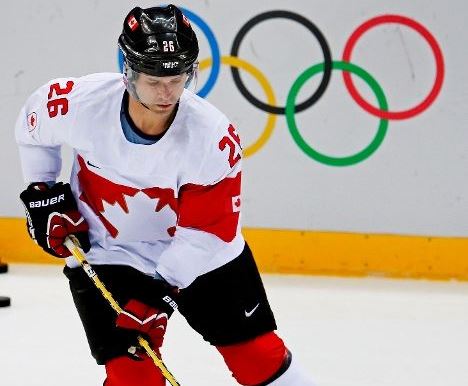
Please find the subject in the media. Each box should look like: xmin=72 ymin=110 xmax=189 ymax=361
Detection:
xmin=148 ymin=103 xmax=176 ymax=113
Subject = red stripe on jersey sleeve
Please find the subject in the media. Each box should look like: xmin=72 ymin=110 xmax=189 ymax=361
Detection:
xmin=178 ymin=172 xmax=241 ymax=242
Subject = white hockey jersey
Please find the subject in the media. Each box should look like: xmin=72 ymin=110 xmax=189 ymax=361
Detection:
xmin=15 ymin=73 xmax=245 ymax=289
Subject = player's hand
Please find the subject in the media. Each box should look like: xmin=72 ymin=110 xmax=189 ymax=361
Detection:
xmin=19 ymin=182 xmax=90 ymax=257
xmin=117 ymin=299 xmax=168 ymax=357
xmin=116 ymin=280 xmax=178 ymax=358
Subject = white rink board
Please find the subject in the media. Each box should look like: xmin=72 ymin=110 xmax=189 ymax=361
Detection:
xmin=1 ymin=0 xmax=467 ymax=237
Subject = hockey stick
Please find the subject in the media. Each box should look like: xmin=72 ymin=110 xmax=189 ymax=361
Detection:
xmin=64 ymin=236 xmax=181 ymax=386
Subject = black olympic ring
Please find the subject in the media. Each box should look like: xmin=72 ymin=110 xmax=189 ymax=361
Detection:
xmin=230 ymin=10 xmax=333 ymax=115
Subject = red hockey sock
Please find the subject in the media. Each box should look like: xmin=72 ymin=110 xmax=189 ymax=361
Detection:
xmin=105 ymin=355 xmax=166 ymax=386
xmin=217 ymin=332 xmax=288 ymax=385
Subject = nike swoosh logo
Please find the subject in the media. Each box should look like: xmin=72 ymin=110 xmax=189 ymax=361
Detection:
xmin=245 ymin=303 xmax=260 ymax=318
xmin=86 ymin=160 xmax=101 ymax=169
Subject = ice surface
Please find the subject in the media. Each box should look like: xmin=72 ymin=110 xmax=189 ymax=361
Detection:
xmin=1 ymin=264 xmax=468 ymax=386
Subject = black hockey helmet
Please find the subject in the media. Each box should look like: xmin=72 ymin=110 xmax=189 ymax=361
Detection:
xmin=118 ymin=4 xmax=199 ymax=77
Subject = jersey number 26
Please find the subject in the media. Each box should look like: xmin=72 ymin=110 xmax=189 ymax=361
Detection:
xmin=47 ymin=81 xmax=74 ymax=118
xmin=219 ymin=124 xmax=242 ymax=168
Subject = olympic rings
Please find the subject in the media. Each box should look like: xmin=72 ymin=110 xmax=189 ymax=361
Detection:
xmin=199 ymin=56 xmax=277 ymax=158
xmin=230 ymin=10 xmax=332 ymax=115
xmin=286 ymin=61 xmax=388 ymax=166
xmin=117 ymin=9 xmax=445 ymax=166
xmin=342 ymin=15 xmax=445 ymax=120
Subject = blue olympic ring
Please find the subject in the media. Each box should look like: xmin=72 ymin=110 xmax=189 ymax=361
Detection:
xmin=118 ymin=8 xmax=220 ymax=99
xmin=118 ymin=50 xmax=124 ymax=73
xmin=179 ymin=8 xmax=220 ymax=97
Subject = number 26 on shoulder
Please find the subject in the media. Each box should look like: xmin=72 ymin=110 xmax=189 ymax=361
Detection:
xmin=218 ymin=124 xmax=242 ymax=168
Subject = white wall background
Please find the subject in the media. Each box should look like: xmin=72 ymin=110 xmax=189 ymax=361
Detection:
xmin=1 ymin=0 xmax=466 ymax=237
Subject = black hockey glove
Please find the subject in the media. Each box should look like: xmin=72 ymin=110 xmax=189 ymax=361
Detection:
xmin=116 ymin=277 xmax=178 ymax=358
xmin=19 ymin=182 xmax=90 ymax=257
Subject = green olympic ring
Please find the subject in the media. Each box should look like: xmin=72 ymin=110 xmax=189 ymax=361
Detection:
xmin=286 ymin=61 xmax=389 ymax=166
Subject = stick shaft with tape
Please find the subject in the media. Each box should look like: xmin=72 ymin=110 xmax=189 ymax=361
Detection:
xmin=64 ymin=237 xmax=180 ymax=386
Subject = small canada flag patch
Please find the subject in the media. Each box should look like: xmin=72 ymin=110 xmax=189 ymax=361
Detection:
xmin=27 ymin=112 xmax=37 ymax=132
xmin=127 ymin=15 xmax=139 ymax=31
xmin=232 ymin=195 xmax=241 ymax=213
xmin=182 ymin=14 xmax=190 ymax=27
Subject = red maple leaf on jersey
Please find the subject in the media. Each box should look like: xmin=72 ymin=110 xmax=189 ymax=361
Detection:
xmin=77 ymin=155 xmax=139 ymax=238
xmin=141 ymin=187 xmax=178 ymax=213
xmin=141 ymin=187 xmax=178 ymax=237
xmin=77 ymin=155 xmax=179 ymax=238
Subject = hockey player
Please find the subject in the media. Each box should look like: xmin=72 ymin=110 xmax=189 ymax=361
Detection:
xmin=16 ymin=4 xmax=315 ymax=386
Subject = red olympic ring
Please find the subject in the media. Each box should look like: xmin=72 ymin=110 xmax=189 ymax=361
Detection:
xmin=342 ymin=14 xmax=445 ymax=120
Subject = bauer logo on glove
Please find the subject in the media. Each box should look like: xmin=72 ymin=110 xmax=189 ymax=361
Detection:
xmin=20 ymin=182 xmax=91 ymax=257
xmin=28 ymin=193 xmax=65 ymax=208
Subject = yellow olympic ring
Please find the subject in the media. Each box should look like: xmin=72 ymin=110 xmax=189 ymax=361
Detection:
xmin=198 ymin=56 xmax=277 ymax=158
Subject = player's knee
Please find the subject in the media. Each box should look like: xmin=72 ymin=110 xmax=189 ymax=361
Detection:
xmin=217 ymin=331 xmax=290 ymax=385
xmin=104 ymin=355 xmax=166 ymax=386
